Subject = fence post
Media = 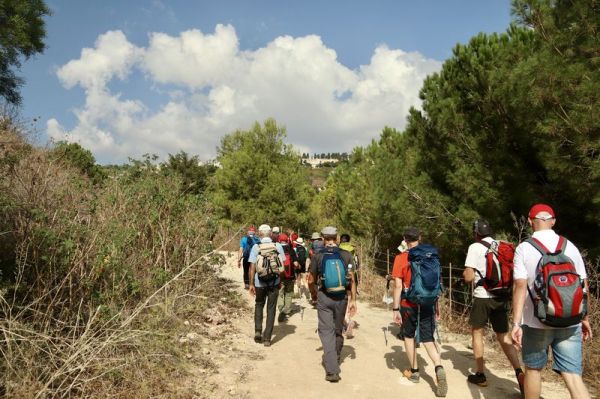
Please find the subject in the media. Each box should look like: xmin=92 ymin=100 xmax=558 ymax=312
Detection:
xmin=386 ymin=249 xmax=390 ymax=275
xmin=386 ymin=249 xmax=391 ymax=309
xmin=449 ymin=262 xmax=453 ymax=315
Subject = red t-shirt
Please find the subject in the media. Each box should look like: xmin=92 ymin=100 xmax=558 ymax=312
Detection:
xmin=391 ymin=252 xmax=416 ymax=307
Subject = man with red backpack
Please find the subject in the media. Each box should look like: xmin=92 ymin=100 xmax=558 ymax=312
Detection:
xmin=277 ymin=233 xmax=299 ymax=322
xmin=512 ymin=204 xmax=592 ymax=399
xmin=462 ymin=219 xmax=524 ymax=392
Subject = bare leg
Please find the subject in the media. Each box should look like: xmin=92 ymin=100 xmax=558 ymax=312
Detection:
xmin=472 ymin=327 xmax=485 ymax=373
xmin=496 ymin=332 xmax=521 ymax=369
xmin=524 ymin=367 xmax=542 ymax=399
xmin=561 ymin=372 xmax=590 ymax=399
xmin=423 ymin=341 xmax=442 ymax=366
xmin=404 ymin=337 xmax=417 ymax=369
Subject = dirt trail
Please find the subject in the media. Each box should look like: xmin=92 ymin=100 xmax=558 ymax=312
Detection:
xmin=202 ymin=252 xmax=569 ymax=399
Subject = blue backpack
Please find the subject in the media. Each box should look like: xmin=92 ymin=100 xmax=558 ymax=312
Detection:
xmin=404 ymin=244 xmax=442 ymax=306
xmin=320 ymin=247 xmax=348 ymax=297
xmin=242 ymin=235 xmax=257 ymax=260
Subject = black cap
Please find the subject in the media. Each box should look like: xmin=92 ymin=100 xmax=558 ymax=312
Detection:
xmin=473 ymin=219 xmax=492 ymax=237
xmin=403 ymin=227 xmax=421 ymax=242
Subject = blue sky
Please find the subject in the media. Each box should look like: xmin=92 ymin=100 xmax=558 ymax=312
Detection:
xmin=19 ymin=0 xmax=512 ymax=163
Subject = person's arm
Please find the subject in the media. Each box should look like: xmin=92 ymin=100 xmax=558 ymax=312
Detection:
xmin=463 ymin=268 xmax=476 ymax=283
xmin=511 ymin=279 xmax=527 ymax=348
xmin=462 ymin=245 xmax=478 ymax=283
xmin=511 ymin=244 xmax=528 ymax=348
xmin=308 ymin=255 xmax=318 ymax=302
xmin=393 ymin=277 xmax=403 ymax=325
xmin=248 ymin=263 xmax=256 ymax=296
xmin=347 ymin=267 xmax=357 ymax=316
xmin=583 ymin=279 xmax=593 ymax=341
xmin=238 ymin=242 xmax=244 ymax=267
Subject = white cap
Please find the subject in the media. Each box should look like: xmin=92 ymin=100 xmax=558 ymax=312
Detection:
xmin=295 ymin=237 xmax=304 ymax=245
xmin=272 ymin=226 xmax=280 ymax=233
xmin=258 ymin=224 xmax=271 ymax=233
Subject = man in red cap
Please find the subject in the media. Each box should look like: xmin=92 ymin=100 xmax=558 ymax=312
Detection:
xmin=512 ymin=204 xmax=592 ymax=399
xmin=239 ymin=226 xmax=259 ymax=289
xmin=277 ymin=233 xmax=299 ymax=322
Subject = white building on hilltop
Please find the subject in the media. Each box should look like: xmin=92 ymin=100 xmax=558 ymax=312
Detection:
xmin=301 ymin=157 xmax=339 ymax=168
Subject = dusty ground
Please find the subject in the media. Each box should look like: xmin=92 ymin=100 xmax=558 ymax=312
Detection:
xmin=198 ymin=252 xmax=570 ymax=399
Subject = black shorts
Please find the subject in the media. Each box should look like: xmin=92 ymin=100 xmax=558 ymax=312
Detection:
xmin=469 ymin=297 xmax=509 ymax=333
xmin=401 ymin=305 xmax=436 ymax=343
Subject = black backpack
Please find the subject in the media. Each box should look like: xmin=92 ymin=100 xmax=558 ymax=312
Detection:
xmin=296 ymin=245 xmax=307 ymax=266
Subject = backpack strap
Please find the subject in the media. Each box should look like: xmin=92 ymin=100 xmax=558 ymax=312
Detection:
xmin=478 ymin=240 xmax=491 ymax=249
xmin=473 ymin=240 xmax=491 ymax=285
xmin=556 ymin=236 xmax=567 ymax=254
xmin=525 ymin=237 xmax=551 ymax=255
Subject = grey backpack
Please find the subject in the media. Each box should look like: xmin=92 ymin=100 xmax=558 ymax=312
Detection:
xmin=255 ymin=243 xmax=282 ymax=283
xmin=527 ymin=236 xmax=587 ymax=327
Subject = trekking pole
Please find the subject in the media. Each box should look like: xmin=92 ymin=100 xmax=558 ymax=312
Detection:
xmin=301 ymin=308 xmax=304 ymax=321
xmin=382 ymin=327 xmax=388 ymax=346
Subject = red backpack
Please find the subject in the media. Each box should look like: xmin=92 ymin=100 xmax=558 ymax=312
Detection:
xmin=476 ymin=240 xmax=515 ymax=298
xmin=527 ymin=236 xmax=587 ymax=327
xmin=282 ymin=245 xmax=294 ymax=279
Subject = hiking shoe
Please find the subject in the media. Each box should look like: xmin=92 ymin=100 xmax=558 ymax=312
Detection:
xmin=517 ymin=370 xmax=525 ymax=398
xmin=435 ymin=367 xmax=448 ymax=397
xmin=325 ymin=373 xmax=341 ymax=383
xmin=278 ymin=312 xmax=288 ymax=323
xmin=403 ymin=369 xmax=420 ymax=383
xmin=467 ymin=372 xmax=488 ymax=387
xmin=263 ymin=340 xmax=271 ymax=347
xmin=253 ymin=333 xmax=262 ymax=343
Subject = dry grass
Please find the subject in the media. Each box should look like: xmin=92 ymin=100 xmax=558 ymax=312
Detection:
xmin=0 ymin=121 xmax=242 ymax=398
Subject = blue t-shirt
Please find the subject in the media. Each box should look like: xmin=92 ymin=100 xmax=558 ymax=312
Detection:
xmin=248 ymin=237 xmax=285 ymax=287
xmin=240 ymin=235 xmax=259 ymax=259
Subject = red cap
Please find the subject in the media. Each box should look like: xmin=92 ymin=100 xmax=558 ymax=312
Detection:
xmin=248 ymin=226 xmax=256 ymax=232
xmin=528 ymin=204 xmax=556 ymax=220
xmin=278 ymin=233 xmax=289 ymax=243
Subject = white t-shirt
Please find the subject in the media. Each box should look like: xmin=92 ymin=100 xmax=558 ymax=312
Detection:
xmin=513 ymin=229 xmax=587 ymax=329
xmin=464 ymin=236 xmax=495 ymax=299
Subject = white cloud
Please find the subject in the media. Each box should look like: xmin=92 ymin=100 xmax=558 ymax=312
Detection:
xmin=49 ymin=25 xmax=441 ymax=163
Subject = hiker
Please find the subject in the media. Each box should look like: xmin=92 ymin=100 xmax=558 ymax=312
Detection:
xmin=294 ymin=236 xmax=309 ymax=299
xmin=290 ymin=231 xmax=299 ymax=249
xmin=239 ymin=226 xmax=259 ymax=289
xmin=391 ymin=227 xmax=447 ymax=397
xmin=277 ymin=233 xmax=299 ymax=322
xmin=271 ymin=226 xmax=281 ymax=243
xmin=309 ymin=231 xmax=324 ymax=257
xmin=248 ymin=224 xmax=286 ymax=347
xmin=308 ymin=226 xmax=357 ymax=383
xmin=511 ymin=204 xmax=592 ymax=399
xmin=462 ymin=219 xmax=524 ymax=392
xmin=339 ymin=233 xmax=359 ymax=339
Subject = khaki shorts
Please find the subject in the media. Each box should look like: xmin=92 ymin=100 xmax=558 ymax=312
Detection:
xmin=469 ymin=297 xmax=509 ymax=333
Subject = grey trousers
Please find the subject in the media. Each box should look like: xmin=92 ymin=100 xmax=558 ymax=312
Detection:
xmin=317 ymin=290 xmax=348 ymax=375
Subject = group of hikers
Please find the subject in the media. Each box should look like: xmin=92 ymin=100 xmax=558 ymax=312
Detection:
xmin=238 ymin=203 xmax=592 ymax=399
